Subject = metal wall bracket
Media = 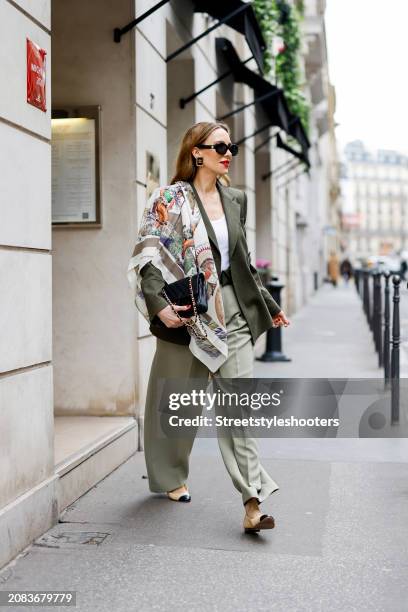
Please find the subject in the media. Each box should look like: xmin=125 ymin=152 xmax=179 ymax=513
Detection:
xmin=179 ymin=56 xmax=253 ymax=109
xmin=166 ymin=3 xmax=250 ymax=63
xmin=236 ymin=121 xmax=275 ymax=145
xmin=217 ymin=88 xmax=279 ymax=121
xmin=114 ymin=0 xmax=170 ymax=43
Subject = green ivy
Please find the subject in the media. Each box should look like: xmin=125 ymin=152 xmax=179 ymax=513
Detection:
xmin=295 ymin=0 xmax=305 ymax=16
xmin=253 ymin=0 xmax=310 ymax=138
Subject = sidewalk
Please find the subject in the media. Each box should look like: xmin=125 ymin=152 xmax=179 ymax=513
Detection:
xmin=2 ymin=282 xmax=408 ymax=612
xmin=251 ymin=278 xmax=408 ymax=463
xmin=254 ymin=279 xmax=383 ymax=378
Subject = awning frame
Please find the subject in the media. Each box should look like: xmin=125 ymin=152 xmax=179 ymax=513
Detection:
xmin=276 ymin=132 xmax=310 ymax=167
xmin=261 ymin=158 xmax=300 ymax=181
xmin=179 ymin=56 xmax=254 ymax=109
xmin=276 ymin=166 xmax=310 ymax=189
xmin=216 ymin=38 xmax=291 ymax=133
xmin=216 ymin=88 xmax=280 ymax=121
xmin=114 ymin=0 xmax=170 ymax=43
xmin=166 ymin=3 xmax=253 ymax=63
xmin=215 ymin=38 xmax=311 ymax=164
xmin=236 ymin=121 xmax=276 ymax=145
xmin=192 ymin=0 xmax=266 ymax=72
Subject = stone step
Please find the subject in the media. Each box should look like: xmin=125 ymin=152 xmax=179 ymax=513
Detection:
xmin=54 ymin=416 xmax=138 ymax=512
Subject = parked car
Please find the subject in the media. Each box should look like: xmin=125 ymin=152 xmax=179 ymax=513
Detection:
xmin=364 ymin=255 xmax=401 ymax=273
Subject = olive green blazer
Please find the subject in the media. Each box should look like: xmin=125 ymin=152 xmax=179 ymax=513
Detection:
xmin=140 ymin=179 xmax=281 ymax=345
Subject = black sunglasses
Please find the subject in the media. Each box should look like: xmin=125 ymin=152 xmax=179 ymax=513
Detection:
xmin=196 ymin=142 xmax=239 ymax=156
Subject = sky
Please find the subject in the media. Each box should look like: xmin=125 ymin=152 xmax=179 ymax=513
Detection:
xmin=325 ymin=0 xmax=408 ymax=155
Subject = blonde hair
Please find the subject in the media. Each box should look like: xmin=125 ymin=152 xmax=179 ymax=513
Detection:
xmin=170 ymin=121 xmax=231 ymax=186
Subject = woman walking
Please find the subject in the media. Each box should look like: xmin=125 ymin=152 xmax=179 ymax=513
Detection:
xmin=327 ymin=251 xmax=340 ymax=287
xmin=128 ymin=121 xmax=290 ymax=533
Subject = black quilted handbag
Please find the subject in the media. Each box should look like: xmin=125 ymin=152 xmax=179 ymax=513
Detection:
xmin=149 ymin=248 xmax=208 ymax=344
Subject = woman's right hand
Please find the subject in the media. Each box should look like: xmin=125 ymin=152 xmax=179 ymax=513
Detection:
xmin=157 ymin=304 xmax=192 ymax=328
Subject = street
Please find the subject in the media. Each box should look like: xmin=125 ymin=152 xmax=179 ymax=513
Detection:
xmin=2 ymin=281 xmax=408 ymax=611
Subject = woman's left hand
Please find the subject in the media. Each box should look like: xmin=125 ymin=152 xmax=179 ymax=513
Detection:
xmin=272 ymin=310 xmax=290 ymax=328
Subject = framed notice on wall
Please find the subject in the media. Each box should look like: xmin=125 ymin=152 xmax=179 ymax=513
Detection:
xmin=51 ymin=106 xmax=102 ymax=227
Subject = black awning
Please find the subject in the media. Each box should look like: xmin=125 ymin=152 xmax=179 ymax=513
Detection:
xmin=287 ymin=116 xmax=311 ymax=164
xmin=216 ymin=38 xmax=290 ymax=133
xmin=193 ymin=0 xmax=266 ymax=73
xmin=276 ymin=133 xmax=309 ymax=167
xmin=216 ymin=38 xmax=311 ymax=164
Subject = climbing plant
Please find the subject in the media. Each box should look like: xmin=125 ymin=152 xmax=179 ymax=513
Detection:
xmin=253 ymin=0 xmax=310 ymax=138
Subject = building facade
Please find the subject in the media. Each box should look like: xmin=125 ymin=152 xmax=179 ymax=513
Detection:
xmin=0 ymin=0 xmax=337 ymax=568
xmin=341 ymin=140 xmax=408 ymax=260
xmin=261 ymin=0 xmax=341 ymax=312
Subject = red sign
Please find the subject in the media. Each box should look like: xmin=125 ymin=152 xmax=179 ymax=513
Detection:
xmin=26 ymin=38 xmax=47 ymax=111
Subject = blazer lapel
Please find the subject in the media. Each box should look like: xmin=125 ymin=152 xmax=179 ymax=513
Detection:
xmin=216 ymin=179 xmax=241 ymax=261
xmin=187 ymin=180 xmax=241 ymax=263
xmin=188 ymin=180 xmax=220 ymax=256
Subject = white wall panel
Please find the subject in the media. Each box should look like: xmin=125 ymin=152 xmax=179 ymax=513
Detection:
xmin=134 ymin=0 xmax=166 ymax=58
xmin=136 ymin=31 xmax=167 ymax=127
xmin=0 ymin=366 xmax=53 ymax=507
xmin=12 ymin=0 xmax=50 ymax=30
xmin=0 ymin=122 xmax=51 ymax=249
xmin=136 ymin=108 xmax=167 ymax=185
xmin=0 ymin=251 xmax=51 ymax=373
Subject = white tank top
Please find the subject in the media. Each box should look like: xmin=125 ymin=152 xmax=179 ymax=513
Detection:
xmin=210 ymin=214 xmax=230 ymax=271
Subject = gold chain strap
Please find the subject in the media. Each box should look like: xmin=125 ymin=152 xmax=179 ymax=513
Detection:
xmin=162 ymin=276 xmax=208 ymax=340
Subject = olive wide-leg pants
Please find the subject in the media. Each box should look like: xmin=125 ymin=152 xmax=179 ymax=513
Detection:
xmin=143 ymin=283 xmax=279 ymax=505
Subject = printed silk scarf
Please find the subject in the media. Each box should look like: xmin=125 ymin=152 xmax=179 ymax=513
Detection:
xmin=127 ymin=180 xmax=228 ymax=372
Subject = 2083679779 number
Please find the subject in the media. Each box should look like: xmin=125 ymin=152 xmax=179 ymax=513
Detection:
xmin=0 ymin=591 xmax=76 ymax=606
